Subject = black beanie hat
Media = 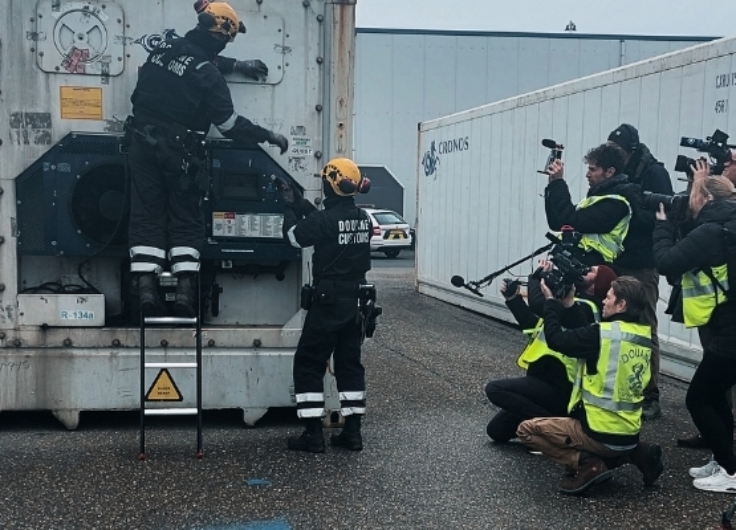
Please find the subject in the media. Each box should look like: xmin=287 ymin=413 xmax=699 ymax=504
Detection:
xmin=608 ymin=124 xmax=640 ymax=153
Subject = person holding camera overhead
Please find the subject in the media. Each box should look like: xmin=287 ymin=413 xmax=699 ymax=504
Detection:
xmin=606 ymin=124 xmax=673 ymax=421
xmin=544 ymin=143 xmax=641 ymax=267
xmin=484 ymin=262 xmax=617 ymax=443
xmin=279 ymin=158 xmax=374 ymax=454
xmin=516 ymin=276 xmax=664 ymax=495
xmin=653 ymin=166 xmax=736 ymax=493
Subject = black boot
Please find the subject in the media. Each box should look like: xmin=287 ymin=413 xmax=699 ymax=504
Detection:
xmin=174 ymin=273 xmax=198 ymax=318
xmin=138 ymin=273 xmax=165 ymax=318
xmin=330 ymin=414 xmax=363 ymax=451
xmin=287 ymin=418 xmax=326 ymax=453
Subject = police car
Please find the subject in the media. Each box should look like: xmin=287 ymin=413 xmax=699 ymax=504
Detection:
xmin=362 ymin=208 xmax=413 ymax=258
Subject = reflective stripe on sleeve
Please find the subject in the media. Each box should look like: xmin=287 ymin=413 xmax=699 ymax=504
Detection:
xmin=287 ymin=226 xmax=301 ymax=248
xmin=216 ymin=112 xmax=238 ymax=133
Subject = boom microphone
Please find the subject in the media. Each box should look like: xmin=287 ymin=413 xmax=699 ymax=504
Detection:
xmin=450 ymin=275 xmax=483 ymax=297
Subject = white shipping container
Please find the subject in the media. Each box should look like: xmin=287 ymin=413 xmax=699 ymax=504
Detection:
xmin=0 ymin=0 xmax=356 ymax=428
xmin=417 ymin=36 xmax=736 ymax=381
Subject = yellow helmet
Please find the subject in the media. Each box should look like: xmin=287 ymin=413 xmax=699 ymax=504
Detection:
xmin=198 ymin=1 xmax=246 ymax=42
xmin=321 ymin=158 xmax=364 ymax=196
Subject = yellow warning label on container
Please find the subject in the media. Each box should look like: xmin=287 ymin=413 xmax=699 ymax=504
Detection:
xmin=145 ymin=369 xmax=183 ymax=402
xmin=60 ymin=86 xmax=103 ymax=120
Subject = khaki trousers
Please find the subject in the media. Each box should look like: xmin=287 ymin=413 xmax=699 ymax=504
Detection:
xmin=517 ymin=417 xmax=627 ymax=470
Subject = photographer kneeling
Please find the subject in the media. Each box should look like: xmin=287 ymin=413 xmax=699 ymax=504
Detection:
xmin=484 ymin=262 xmax=617 ymax=443
xmin=516 ymin=276 xmax=663 ymax=495
xmin=653 ymin=167 xmax=736 ymax=493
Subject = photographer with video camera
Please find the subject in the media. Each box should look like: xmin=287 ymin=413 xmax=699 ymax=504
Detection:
xmin=516 ymin=276 xmax=663 ymax=495
xmin=484 ymin=261 xmax=617 ymax=444
xmin=606 ymin=124 xmax=674 ymax=421
xmin=544 ymin=143 xmax=640 ymax=267
xmin=653 ymin=172 xmax=736 ymax=493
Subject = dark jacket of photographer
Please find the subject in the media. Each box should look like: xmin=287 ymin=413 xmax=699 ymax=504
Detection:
xmin=621 ymin=143 xmax=673 ymax=268
xmin=545 ymin=174 xmax=641 ymax=267
xmin=506 ymin=278 xmax=597 ymax=398
xmin=543 ymin=300 xmax=642 ymax=445
xmin=653 ymin=200 xmax=736 ymax=358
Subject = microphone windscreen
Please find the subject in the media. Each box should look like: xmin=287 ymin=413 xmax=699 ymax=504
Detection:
xmin=450 ymin=275 xmax=465 ymax=287
xmin=541 ymin=139 xmax=557 ymax=149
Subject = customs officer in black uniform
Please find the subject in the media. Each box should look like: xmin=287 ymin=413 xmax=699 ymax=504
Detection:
xmin=128 ymin=1 xmax=288 ymax=318
xmin=280 ymin=158 xmax=375 ymax=453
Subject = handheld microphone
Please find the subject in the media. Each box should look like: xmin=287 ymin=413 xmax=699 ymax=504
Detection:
xmin=542 ymin=138 xmax=559 ymax=149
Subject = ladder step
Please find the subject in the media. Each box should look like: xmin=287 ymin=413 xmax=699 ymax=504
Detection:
xmin=144 ymin=317 xmax=198 ymax=326
xmin=144 ymin=408 xmax=198 ymax=416
xmin=144 ymin=362 xmax=198 ymax=369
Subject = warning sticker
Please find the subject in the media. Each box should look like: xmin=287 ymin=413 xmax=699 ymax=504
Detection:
xmin=60 ymin=86 xmax=103 ymax=120
xmin=145 ymin=369 xmax=183 ymax=402
xmin=212 ymin=212 xmax=284 ymax=239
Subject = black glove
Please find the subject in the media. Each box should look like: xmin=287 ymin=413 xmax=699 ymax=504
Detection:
xmin=500 ymin=278 xmax=520 ymax=301
xmin=268 ymin=132 xmax=289 ymax=155
xmin=234 ymin=59 xmax=268 ymax=81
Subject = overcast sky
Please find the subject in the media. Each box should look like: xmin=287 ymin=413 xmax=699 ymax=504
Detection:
xmin=356 ymin=0 xmax=736 ymax=38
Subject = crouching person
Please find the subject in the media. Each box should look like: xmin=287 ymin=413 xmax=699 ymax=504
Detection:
xmin=485 ymin=262 xmax=616 ymax=443
xmin=517 ymin=276 xmax=664 ymax=495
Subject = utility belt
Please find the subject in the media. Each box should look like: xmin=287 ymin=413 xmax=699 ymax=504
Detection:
xmin=123 ymin=113 xmax=210 ymax=191
xmin=300 ymin=280 xmax=382 ymax=343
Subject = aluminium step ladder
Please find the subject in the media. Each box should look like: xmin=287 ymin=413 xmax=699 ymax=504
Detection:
xmin=138 ymin=272 xmax=203 ymax=460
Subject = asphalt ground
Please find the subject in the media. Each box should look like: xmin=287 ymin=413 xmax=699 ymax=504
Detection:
xmin=0 ymin=250 xmax=733 ymax=529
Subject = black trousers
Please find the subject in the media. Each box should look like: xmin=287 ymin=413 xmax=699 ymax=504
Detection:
xmin=293 ymin=294 xmax=365 ymax=419
xmin=687 ymin=349 xmax=736 ymax=474
xmin=485 ymin=376 xmax=569 ymax=442
xmin=127 ymin=133 xmax=204 ymax=273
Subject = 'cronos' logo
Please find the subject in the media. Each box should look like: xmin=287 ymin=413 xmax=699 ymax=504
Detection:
xmin=422 ymin=137 xmax=470 ymax=178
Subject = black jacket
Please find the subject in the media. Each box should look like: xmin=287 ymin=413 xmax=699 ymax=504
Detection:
xmin=505 ymin=279 xmax=597 ymax=398
xmin=131 ymin=29 xmax=272 ymax=146
xmin=619 ymin=144 xmax=673 ymax=269
xmin=545 ymin=174 xmax=642 ymax=267
xmin=653 ymin=200 xmax=736 ymax=357
xmin=543 ymin=300 xmax=642 ymax=445
xmin=283 ymin=196 xmax=371 ymax=283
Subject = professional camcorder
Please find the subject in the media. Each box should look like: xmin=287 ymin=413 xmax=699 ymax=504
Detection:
xmin=530 ymin=230 xmax=591 ymax=299
xmin=675 ymin=129 xmax=734 ymax=178
xmin=537 ymin=139 xmax=564 ymax=175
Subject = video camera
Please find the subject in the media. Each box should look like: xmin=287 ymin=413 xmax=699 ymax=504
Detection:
xmin=675 ymin=129 xmax=734 ymax=179
xmin=530 ymin=229 xmax=591 ymax=299
xmin=537 ymin=139 xmax=564 ymax=175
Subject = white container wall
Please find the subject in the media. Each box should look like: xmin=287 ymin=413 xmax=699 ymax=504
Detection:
xmin=417 ymin=37 xmax=736 ymax=381
xmin=355 ymin=29 xmax=716 ymax=226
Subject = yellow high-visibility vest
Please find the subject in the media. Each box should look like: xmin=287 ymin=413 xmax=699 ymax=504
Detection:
xmin=517 ymin=298 xmax=600 ymax=383
xmin=575 ymin=195 xmax=632 ymax=263
xmin=568 ymin=321 xmax=652 ymax=437
xmin=681 ymin=264 xmax=729 ymax=328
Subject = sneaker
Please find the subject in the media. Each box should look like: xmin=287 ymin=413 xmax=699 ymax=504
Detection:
xmin=689 ymin=458 xmax=720 ymax=479
xmin=693 ymin=466 xmax=736 ymax=493
xmin=641 ymin=399 xmax=662 ymax=421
